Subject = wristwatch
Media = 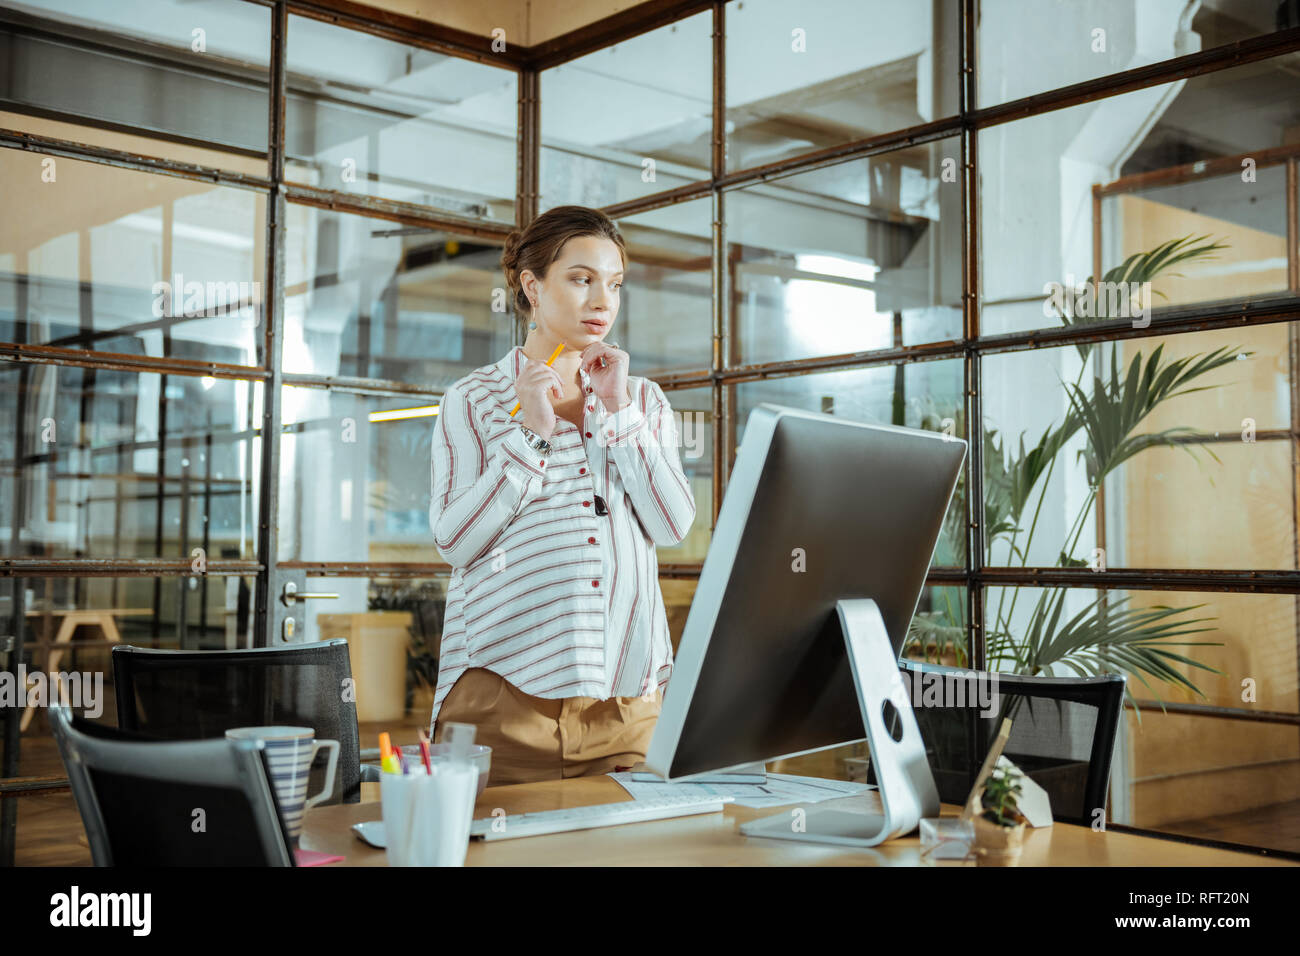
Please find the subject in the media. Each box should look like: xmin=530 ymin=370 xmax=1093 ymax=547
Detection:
xmin=517 ymin=423 xmax=553 ymax=455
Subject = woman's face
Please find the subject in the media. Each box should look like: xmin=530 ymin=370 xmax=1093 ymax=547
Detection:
xmin=523 ymin=235 xmax=624 ymax=348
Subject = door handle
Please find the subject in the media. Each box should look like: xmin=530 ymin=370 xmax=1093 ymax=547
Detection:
xmin=280 ymin=581 xmax=340 ymax=607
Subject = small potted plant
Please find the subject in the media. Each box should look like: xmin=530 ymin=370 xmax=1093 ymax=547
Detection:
xmin=973 ymin=761 xmax=1028 ymax=866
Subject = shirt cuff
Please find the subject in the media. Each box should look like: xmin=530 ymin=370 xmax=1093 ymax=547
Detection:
xmin=599 ymin=401 xmax=647 ymax=448
xmin=500 ymin=427 xmax=548 ymax=478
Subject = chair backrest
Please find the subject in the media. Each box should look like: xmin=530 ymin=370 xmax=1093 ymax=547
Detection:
xmin=112 ymin=639 xmax=361 ymax=804
xmin=897 ymin=659 xmax=1125 ymax=825
xmin=50 ymin=705 xmax=295 ymax=866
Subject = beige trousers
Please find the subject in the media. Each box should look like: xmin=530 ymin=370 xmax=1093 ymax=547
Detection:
xmin=432 ymin=667 xmax=663 ymax=786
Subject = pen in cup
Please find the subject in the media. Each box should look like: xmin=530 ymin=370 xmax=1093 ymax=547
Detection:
xmin=418 ymin=729 xmax=434 ymax=775
xmin=379 ymin=732 xmax=400 ymax=774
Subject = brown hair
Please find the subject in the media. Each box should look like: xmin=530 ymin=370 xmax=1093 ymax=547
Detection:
xmin=501 ymin=205 xmax=627 ymax=324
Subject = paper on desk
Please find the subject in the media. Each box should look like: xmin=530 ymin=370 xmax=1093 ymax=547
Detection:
xmin=607 ymin=770 xmax=873 ymax=808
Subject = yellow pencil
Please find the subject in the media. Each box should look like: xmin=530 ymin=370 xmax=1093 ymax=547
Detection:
xmin=509 ymin=342 xmax=566 ymax=417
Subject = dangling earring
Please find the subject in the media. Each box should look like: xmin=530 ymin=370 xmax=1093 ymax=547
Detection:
xmin=527 ymin=297 xmax=537 ymax=330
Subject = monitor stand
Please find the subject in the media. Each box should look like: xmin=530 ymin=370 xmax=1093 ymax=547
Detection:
xmin=738 ymin=598 xmax=940 ymax=847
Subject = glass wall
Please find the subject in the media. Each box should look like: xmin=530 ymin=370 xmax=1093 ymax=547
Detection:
xmin=727 ymin=138 xmax=963 ymax=365
xmin=285 ymin=14 xmax=517 ymax=219
xmin=540 ymin=10 xmax=713 ymax=211
xmin=2 ymin=0 xmax=1298 ymax=862
xmin=282 ymin=205 xmax=512 ymax=384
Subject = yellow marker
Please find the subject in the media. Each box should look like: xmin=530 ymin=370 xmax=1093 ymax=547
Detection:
xmin=509 ymin=343 xmax=566 ymax=417
xmin=379 ymin=732 xmax=400 ymax=774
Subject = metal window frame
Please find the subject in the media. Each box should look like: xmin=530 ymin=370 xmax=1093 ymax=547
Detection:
xmin=4 ymin=0 xmax=1300 ymax=861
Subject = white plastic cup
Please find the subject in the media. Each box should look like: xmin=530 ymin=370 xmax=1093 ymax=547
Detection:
xmin=380 ymin=762 xmax=478 ymax=867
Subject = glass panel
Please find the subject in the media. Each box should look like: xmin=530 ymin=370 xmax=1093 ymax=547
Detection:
xmin=0 ymin=149 xmax=266 ymax=363
xmin=285 ymin=15 xmax=517 ymax=220
xmin=613 ymin=198 xmax=713 ymax=376
xmin=1 ymin=571 xmax=254 ymax=867
xmin=981 ymin=325 xmax=1294 ymax=570
xmin=279 ymin=389 xmax=440 ymax=564
xmin=0 ymin=362 xmax=262 ymax=560
xmin=0 ymin=0 xmax=270 ymax=157
xmin=984 ymin=585 xmax=1300 ymax=853
xmin=727 ymin=138 xmax=963 ymax=366
xmin=2 ymin=573 xmax=258 ymax=741
xmin=978 ymin=0 xmax=1290 ymax=108
xmin=280 ymin=382 xmax=714 ymax=566
xmin=980 ymin=56 xmax=1300 ymax=337
xmin=540 ymin=10 xmax=712 ymax=211
xmin=726 ymin=0 xmax=959 ymax=172
xmin=731 ymin=359 xmax=966 ymax=567
xmin=656 ymin=385 xmax=713 ymax=564
xmin=0 ymin=109 xmax=268 ymax=179
xmin=1102 ymin=173 xmax=1289 ymax=313
xmin=303 ymin=572 xmax=702 ymax=737
xmin=901 ymin=583 xmax=969 ymax=665
xmin=304 ymin=574 xmax=448 ymax=734
xmin=282 ymin=204 xmax=511 ymax=385
xmin=661 ymin=573 xmax=698 ymax=655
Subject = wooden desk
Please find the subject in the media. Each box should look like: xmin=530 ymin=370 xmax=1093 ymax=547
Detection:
xmin=300 ymin=776 xmax=1284 ymax=866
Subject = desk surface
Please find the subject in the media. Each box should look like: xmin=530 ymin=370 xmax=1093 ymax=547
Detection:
xmin=299 ymin=777 xmax=1285 ymax=866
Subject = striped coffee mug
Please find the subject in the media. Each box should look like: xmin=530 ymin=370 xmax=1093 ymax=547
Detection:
xmin=225 ymin=726 xmax=339 ymax=844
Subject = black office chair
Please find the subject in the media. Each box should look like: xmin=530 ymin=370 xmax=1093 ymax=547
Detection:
xmin=50 ymin=705 xmax=296 ymax=866
xmin=896 ymin=659 xmax=1125 ymax=825
xmin=112 ymin=640 xmax=364 ymax=804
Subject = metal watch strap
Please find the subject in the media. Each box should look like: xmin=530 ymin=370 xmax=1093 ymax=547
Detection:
xmin=517 ymin=423 xmax=551 ymax=454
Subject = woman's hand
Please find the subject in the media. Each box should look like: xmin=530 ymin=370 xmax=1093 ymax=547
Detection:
xmin=515 ymin=358 xmax=563 ymax=439
xmin=582 ymin=342 xmax=631 ymax=412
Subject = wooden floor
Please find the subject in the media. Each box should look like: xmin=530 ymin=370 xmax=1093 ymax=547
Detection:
xmin=7 ymin=708 xmax=1299 ymax=864
xmin=1164 ymin=799 xmax=1300 ymax=853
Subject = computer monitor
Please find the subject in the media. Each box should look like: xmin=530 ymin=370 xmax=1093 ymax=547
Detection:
xmin=645 ymin=403 xmax=967 ymax=794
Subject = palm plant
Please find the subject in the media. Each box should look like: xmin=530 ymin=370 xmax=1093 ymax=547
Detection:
xmin=905 ymin=235 xmax=1248 ymax=718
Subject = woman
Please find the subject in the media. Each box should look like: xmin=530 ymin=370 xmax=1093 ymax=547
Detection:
xmin=428 ymin=205 xmax=696 ymax=785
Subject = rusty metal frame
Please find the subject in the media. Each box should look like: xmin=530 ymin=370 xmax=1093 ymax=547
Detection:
xmin=959 ymin=0 xmax=983 ymax=671
xmin=251 ymin=1 xmax=289 ymax=648
xmin=6 ymin=0 xmax=1300 ymax=842
xmin=0 ymin=559 xmax=260 ymax=577
xmin=711 ymin=1 xmax=727 ymax=523
xmin=0 ymin=2 xmax=1295 ymax=603
xmin=281 ymin=0 xmax=530 ymax=67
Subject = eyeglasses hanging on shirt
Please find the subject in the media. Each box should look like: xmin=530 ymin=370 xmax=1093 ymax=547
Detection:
xmin=594 ymin=494 xmax=609 ymax=516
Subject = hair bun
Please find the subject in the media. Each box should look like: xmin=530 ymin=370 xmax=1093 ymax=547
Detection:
xmin=503 ymin=230 xmax=524 ymax=261
xmin=501 ymin=230 xmax=525 ymax=282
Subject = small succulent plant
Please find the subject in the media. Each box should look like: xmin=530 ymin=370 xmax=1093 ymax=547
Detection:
xmin=980 ymin=762 xmax=1028 ymax=828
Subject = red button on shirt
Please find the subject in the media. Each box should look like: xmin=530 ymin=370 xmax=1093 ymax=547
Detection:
xmin=587 ymin=404 xmax=595 ymax=411
xmin=583 ymin=500 xmax=591 ymax=507
xmin=538 ymin=460 xmax=545 ymax=467
xmin=591 ymin=580 xmax=599 ymax=587
xmin=579 ymin=467 xmax=586 ymax=474
xmin=588 ymin=536 xmax=596 ymax=544
xmin=586 ymin=386 xmax=593 ymax=393
xmin=585 ymin=431 xmax=592 ymax=438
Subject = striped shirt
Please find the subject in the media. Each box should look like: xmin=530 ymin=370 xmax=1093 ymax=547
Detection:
xmin=428 ymin=345 xmax=696 ymax=726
